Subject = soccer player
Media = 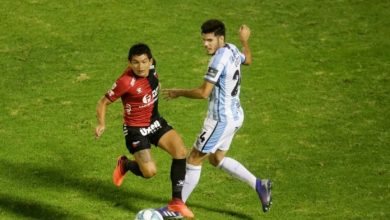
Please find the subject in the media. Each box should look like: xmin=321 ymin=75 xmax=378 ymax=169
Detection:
xmin=162 ymin=19 xmax=272 ymax=213
xmin=95 ymin=43 xmax=193 ymax=218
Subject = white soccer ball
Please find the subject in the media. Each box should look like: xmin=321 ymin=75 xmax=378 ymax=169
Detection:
xmin=134 ymin=208 xmax=163 ymax=220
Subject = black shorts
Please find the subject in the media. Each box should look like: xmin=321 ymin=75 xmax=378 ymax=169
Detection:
xmin=123 ymin=117 xmax=173 ymax=154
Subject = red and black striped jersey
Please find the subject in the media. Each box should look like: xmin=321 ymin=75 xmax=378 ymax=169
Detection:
xmin=105 ymin=66 xmax=160 ymax=127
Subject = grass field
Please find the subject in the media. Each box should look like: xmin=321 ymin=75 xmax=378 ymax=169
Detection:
xmin=1 ymin=0 xmax=389 ymax=219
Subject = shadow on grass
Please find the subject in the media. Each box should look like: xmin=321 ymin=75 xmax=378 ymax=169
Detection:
xmin=189 ymin=202 xmax=255 ymax=220
xmin=0 ymin=159 xmax=253 ymax=219
xmin=0 ymin=159 xmax=162 ymax=218
xmin=0 ymin=193 xmax=84 ymax=220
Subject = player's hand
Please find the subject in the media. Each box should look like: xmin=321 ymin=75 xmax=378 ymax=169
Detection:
xmin=239 ymin=25 xmax=251 ymax=43
xmin=161 ymin=89 xmax=179 ymax=100
xmin=95 ymin=125 xmax=105 ymax=139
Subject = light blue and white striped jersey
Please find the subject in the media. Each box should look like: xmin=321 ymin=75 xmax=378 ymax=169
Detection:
xmin=204 ymin=43 xmax=246 ymax=122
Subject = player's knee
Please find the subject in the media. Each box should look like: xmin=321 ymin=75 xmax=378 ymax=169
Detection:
xmin=171 ymin=147 xmax=187 ymax=159
xmin=187 ymin=149 xmax=206 ymax=166
xmin=187 ymin=156 xmax=199 ymax=166
xmin=209 ymin=154 xmax=224 ymax=167
xmin=142 ymin=171 xmax=157 ymax=179
xmin=141 ymin=166 xmax=157 ymax=178
xmin=208 ymin=156 xmax=219 ymax=167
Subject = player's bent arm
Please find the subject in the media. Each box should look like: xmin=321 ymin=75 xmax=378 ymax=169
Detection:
xmin=241 ymin=41 xmax=252 ymax=65
xmin=166 ymin=81 xmax=214 ymax=99
xmin=239 ymin=25 xmax=252 ymax=65
xmin=95 ymin=96 xmax=112 ymax=138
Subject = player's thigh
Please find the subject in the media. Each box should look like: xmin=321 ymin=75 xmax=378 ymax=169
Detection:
xmin=157 ymin=129 xmax=187 ymax=159
xmin=134 ymin=149 xmax=157 ymax=178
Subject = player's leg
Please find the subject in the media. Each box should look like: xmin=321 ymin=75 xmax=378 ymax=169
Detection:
xmin=133 ymin=149 xmax=157 ymax=178
xmin=113 ymin=155 xmax=143 ymax=187
xmin=208 ymin=121 xmax=256 ymax=189
xmin=113 ymin=125 xmax=156 ymax=186
xmin=210 ymin=149 xmax=257 ymax=189
xmin=113 ymin=149 xmax=156 ymax=186
xmin=206 ymin=120 xmax=258 ymax=188
xmin=181 ymin=117 xmax=223 ymax=203
xmin=157 ymin=129 xmax=187 ymax=200
xmin=154 ymin=119 xmax=194 ymax=218
xmin=208 ymin=122 xmax=272 ymax=212
xmin=212 ymin=152 xmax=272 ymax=212
xmin=181 ymin=147 xmax=208 ymax=202
xmin=125 ymin=124 xmax=157 ymax=178
xmin=157 ymin=129 xmax=186 ymax=159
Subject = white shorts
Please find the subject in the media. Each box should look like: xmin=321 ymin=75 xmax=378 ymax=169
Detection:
xmin=194 ymin=117 xmax=243 ymax=153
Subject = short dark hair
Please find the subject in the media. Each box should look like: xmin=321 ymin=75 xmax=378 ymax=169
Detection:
xmin=201 ymin=19 xmax=225 ymax=37
xmin=128 ymin=43 xmax=153 ymax=61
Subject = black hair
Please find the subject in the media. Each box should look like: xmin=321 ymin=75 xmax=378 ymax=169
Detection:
xmin=201 ymin=19 xmax=225 ymax=37
xmin=128 ymin=43 xmax=153 ymax=61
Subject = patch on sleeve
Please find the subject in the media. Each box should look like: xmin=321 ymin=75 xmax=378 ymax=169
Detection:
xmin=107 ymin=89 xmax=115 ymax=97
xmin=106 ymin=82 xmax=117 ymax=98
xmin=206 ymin=67 xmax=218 ymax=78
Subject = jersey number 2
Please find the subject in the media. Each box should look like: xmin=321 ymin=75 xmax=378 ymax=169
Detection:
xmin=231 ymin=69 xmax=241 ymax=96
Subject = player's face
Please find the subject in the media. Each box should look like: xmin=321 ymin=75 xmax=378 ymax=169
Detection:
xmin=202 ymin=33 xmax=225 ymax=55
xmin=128 ymin=54 xmax=153 ymax=77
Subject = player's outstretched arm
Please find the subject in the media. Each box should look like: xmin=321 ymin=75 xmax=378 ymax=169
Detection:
xmin=162 ymin=81 xmax=214 ymax=100
xmin=95 ymin=96 xmax=112 ymax=139
xmin=239 ymin=25 xmax=252 ymax=65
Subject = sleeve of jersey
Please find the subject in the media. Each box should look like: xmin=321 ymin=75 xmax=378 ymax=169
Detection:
xmin=240 ymin=52 xmax=246 ymax=64
xmin=105 ymin=78 xmax=129 ymax=102
xmin=204 ymin=52 xmax=226 ymax=84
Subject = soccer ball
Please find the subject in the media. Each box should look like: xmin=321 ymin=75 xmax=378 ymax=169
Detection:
xmin=134 ymin=208 xmax=163 ymax=220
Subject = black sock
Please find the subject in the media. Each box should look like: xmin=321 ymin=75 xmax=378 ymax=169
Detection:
xmin=125 ymin=160 xmax=144 ymax=177
xmin=170 ymin=158 xmax=186 ymax=200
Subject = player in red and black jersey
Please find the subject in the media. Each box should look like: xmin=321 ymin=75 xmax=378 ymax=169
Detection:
xmin=95 ymin=43 xmax=193 ymax=218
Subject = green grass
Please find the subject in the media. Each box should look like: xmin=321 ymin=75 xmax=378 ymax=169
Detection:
xmin=1 ymin=0 xmax=389 ymax=219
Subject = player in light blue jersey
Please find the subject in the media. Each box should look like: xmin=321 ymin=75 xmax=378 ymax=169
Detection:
xmin=163 ymin=19 xmax=272 ymax=215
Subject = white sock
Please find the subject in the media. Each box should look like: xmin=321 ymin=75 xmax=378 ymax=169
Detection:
xmin=182 ymin=163 xmax=202 ymax=203
xmin=218 ymin=157 xmax=257 ymax=190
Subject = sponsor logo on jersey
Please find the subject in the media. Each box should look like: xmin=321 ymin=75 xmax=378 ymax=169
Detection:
xmin=140 ymin=87 xmax=159 ymax=108
xmin=142 ymin=94 xmax=152 ymax=104
xmin=136 ymin=87 xmax=142 ymax=94
xmin=139 ymin=120 xmax=162 ymax=136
